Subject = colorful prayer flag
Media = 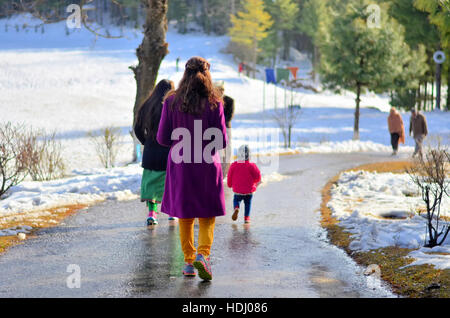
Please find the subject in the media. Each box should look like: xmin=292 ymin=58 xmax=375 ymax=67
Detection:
xmin=265 ymin=68 xmax=277 ymax=84
xmin=287 ymin=67 xmax=299 ymax=79
xmin=276 ymin=68 xmax=290 ymax=83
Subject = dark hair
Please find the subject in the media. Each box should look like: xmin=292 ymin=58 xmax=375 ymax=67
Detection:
xmin=223 ymin=95 xmax=235 ymax=127
xmin=165 ymin=56 xmax=222 ymax=115
xmin=137 ymin=79 xmax=174 ymax=141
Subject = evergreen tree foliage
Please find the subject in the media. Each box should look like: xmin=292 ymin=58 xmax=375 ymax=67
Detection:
xmin=264 ymin=0 xmax=299 ymax=60
xmin=229 ymin=0 xmax=273 ymax=76
xmin=319 ymin=0 xmax=414 ymax=139
xmin=414 ymin=0 xmax=450 ymax=49
xmin=414 ymin=0 xmax=450 ymax=109
xmin=168 ymin=0 xmax=190 ymax=33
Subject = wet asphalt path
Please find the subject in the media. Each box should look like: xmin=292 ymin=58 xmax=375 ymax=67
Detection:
xmin=0 ymin=152 xmax=404 ymax=298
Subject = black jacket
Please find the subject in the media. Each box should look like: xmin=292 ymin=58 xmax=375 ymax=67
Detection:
xmin=134 ymin=121 xmax=169 ymax=171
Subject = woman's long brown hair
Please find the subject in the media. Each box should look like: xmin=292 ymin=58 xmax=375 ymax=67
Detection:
xmin=165 ymin=56 xmax=222 ymax=115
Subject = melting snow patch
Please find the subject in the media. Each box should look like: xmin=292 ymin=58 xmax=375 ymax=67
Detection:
xmin=0 ymin=164 xmax=142 ymax=217
xmin=328 ymin=170 xmax=450 ymax=269
xmin=0 ymin=225 xmax=33 ymax=237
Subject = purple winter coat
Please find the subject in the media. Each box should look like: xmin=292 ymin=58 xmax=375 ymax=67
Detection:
xmin=156 ymin=95 xmax=228 ymax=219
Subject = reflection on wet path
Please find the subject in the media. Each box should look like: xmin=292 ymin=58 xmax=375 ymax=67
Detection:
xmin=309 ymin=263 xmax=359 ymax=298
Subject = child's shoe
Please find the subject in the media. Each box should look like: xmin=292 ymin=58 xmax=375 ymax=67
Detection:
xmin=232 ymin=208 xmax=239 ymax=221
xmin=244 ymin=216 xmax=250 ymax=223
xmin=193 ymin=254 xmax=212 ymax=281
xmin=146 ymin=217 xmax=158 ymax=226
xmin=182 ymin=263 xmax=196 ymax=277
xmin=147 ymin=211 xmax=158 ymax=226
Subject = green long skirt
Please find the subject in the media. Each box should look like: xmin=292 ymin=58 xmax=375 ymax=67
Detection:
xmin=140 ymin=169 xmax=166 ymax=203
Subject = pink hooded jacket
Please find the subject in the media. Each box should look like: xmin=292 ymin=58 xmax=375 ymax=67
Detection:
xmin=227 ymin=160 xmax=261 ymax=194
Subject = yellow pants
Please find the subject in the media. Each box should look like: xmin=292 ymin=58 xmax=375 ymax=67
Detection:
xmin=178 ymin=217 xmax=216 ymax=264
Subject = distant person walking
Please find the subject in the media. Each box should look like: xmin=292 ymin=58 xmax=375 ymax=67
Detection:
xmin=134 ymin=79 xmax=174 ymax=226
xmin=409 ymin=109 xmax=428 ymax=158
xmin=387 ymin=107 xmax=405 ymax=156
xmin=157 ymin=57 xmax=227 ymax=281
xmin=227 ymin=145 xmax=261 ymax=224
xmin=238 ymin=62 xmax=244 ymax=76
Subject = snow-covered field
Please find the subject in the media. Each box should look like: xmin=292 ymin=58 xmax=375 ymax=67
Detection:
xmin=328 ymin=171 xmax=450 ymax=269
xmin=3 ymin=15 xmax=449 ymax=172
xmin=0 ymin=15 xmax=449 ymax=235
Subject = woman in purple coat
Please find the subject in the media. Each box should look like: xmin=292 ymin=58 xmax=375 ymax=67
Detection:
xmin=157 ymin=57 xmax=227 ymax=281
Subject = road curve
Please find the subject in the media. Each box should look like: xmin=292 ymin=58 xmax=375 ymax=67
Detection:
xmin=0 ymin=152 xmax=404 ymax=297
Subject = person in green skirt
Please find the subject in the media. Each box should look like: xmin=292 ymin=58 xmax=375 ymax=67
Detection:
xmin=134 ymin=79 xmax=175 ymax=226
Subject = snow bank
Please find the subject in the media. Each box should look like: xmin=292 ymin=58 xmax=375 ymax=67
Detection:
xmin=0 ymin=164 xmax=142 ymax=217
xmin=328 ymin=171 xmax=450 ymax=269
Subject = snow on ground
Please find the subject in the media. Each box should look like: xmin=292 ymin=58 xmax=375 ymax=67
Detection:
xmin=4 ymin=15 xmax=449 ymax=172
xmin=231 ymin=108 xmax=449 ymax=156
xmin=0 ymin=164 xmax=142 ymax=233
xmin=0 ymin=15 xmax=449 ymax=220
xmin=328 ymin=170 xmax=450 ymax=269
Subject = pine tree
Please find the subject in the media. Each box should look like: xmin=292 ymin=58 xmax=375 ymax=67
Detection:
xmin=265 ymin=0 xmax=299 ymax=60
xmin=229 ymin=0 xmax=273 ymax=77
xmin=390 ymin=45 xmax=429 ymax=110
xmin=414 ymin=0 xmax=450 ymax=109
xmin=388 ymin=0 xmax=440 ymax=110
xmin=319 ymin=0 xmax=412 ymax=139
xmin=200 ymin=0 xmax=233 ymax=35
xmin=297 ymin=0 xmax=330 ymax=81
xmin=414 ymin=0 xmax=450 ymax=48
xmin=168 ymin=0 xmax=190 ymax=33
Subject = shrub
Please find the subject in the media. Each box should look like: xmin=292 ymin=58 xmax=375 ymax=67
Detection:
xmin=407 ymin=142 xmax=450 ymax=247
xmin=272 ymin=105 xmax=302 ymax=148
xmin=0 ymin=122 xmax=28 ymax=199
xmin=88 ymin=127 xmax=122 ymax=168
xmin=25 ymin=129 xmax=66 ymax=181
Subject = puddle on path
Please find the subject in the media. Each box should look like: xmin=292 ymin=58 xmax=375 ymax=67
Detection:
xmin=309 ymin=263 xmax=360 ymax=298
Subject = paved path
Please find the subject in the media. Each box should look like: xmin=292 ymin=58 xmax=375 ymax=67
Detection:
xmin=0 ymin=152 xmax=404 ymax=297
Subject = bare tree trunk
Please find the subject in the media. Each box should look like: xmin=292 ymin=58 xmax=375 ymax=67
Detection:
xmin=252 ymin=36 xmax=258 ymax=78
xmin=130 ymin=0 xmax=169 ymax=162
xmin=447 ymin=62 xmax=450 ymax=110
xmin=431 ymin=80 xmax=434 ymax=110
xmin=436 ymin=61 xmax=442 ymax=111
xmin=283 ymin=31 xmax=290 ymax=61
xmin=288 ymin=124 xmax=292 ymax=148
xmin=353 ymin=83 xmax=361 ymax=140
xmin=417 ymin=82 xmax=421 ymax=111
xmin=424 ymin=81 xmax=428 ymax=111
xmin=312 ymin=45 xmax=319 ymax=84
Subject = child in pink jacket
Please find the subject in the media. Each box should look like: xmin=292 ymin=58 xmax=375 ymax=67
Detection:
xmin=227 ymin=145 xmax=261 ymax=223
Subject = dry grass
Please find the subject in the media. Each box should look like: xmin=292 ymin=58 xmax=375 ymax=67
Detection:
xmin=346 ymin=161 xmax=415 ymax=174
xmin=320 ymin=160 xmax=450 ymax=298
xmin=0 ymin=204 xmax=87 ymax=255
xmin=353 ymin=247 xmax=449 ymax=298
